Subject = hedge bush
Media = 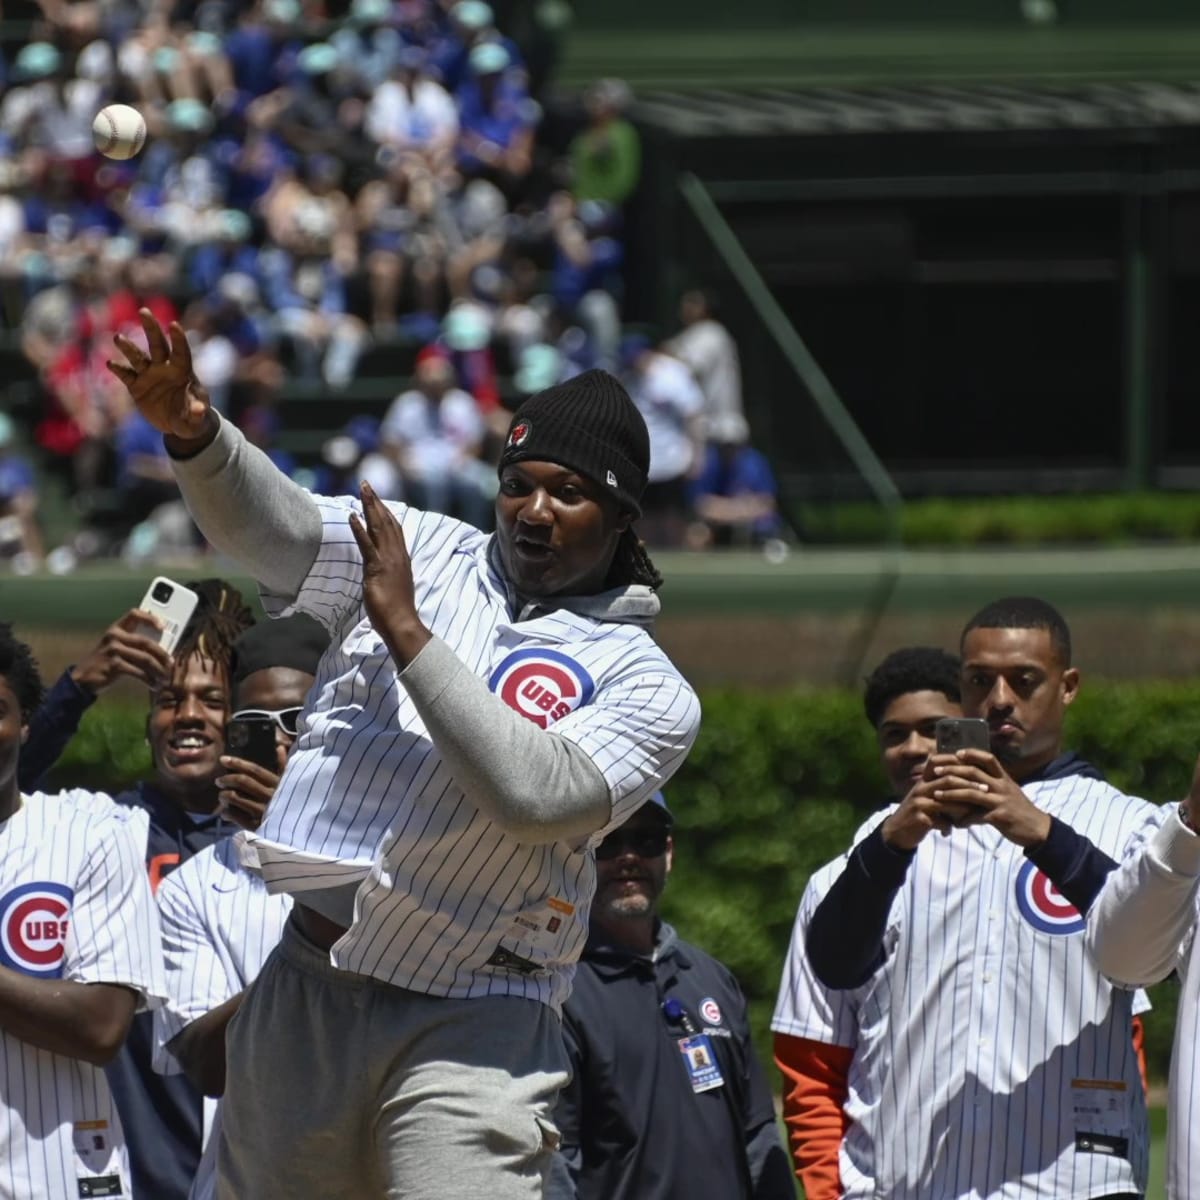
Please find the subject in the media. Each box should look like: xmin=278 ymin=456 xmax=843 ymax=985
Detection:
xmin=795 ymin=492 xmax=1200 ymax=546
xmin=45 ymin=680 xmax=1200 ymax=1085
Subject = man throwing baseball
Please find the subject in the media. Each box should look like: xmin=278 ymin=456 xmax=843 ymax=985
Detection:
xmin=108 ymin=311 xmax=701 ymax=1199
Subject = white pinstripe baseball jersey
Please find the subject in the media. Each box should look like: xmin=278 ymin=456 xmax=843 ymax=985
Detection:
xmin=1085 ymin=802 xmax=1199 ymax=1200
xmin=0 ymin=790 xmax=165 ymax=1200
xmin=798 ymin=775 xmax=1159 ymax=1200
xmin=772 ymin=860 xmax=875 ymax=1199
xmin=773 ymin=842 xmax=1155 ymax=1200
xmin=243 ymin=496 xmax=700 ymax=1009
xmin=153 ymin=837 xmax=292 ymax=1200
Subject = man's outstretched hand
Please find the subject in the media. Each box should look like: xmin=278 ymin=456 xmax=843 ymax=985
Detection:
xmin=107 ymin=308 xmax=217 ymax=449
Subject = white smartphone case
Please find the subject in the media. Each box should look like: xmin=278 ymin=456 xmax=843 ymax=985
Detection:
xmin=135 ymin=576 xmax=201 ymax=656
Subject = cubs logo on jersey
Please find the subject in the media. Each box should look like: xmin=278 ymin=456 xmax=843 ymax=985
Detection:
xmin=700 ymin=997 xmax=723 ymax=1025
xmin=0 ymin=881 xmax=74 ymax=977
xmin=489 ymin=649 xmax=595 ymax=729
xmin=1014 ymin=860 xmax=1085 ymax=935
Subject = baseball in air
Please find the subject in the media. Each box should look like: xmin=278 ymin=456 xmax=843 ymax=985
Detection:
xmin=92 ymin=104 xmax=147 ymax=160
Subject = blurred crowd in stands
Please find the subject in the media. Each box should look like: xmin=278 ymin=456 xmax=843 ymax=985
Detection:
xmin=0 ymin=0 xmax=783 ymax=571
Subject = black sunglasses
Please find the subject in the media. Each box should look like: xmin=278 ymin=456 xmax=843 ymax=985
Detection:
xmin=595 ymin=830 xmax=669 ymax=860
xmin=230 ymin=707 xmax=303 ymax=737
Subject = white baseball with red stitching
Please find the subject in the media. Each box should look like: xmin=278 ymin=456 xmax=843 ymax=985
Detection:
xmin=92 ymin=104 xmax=147 ymax=160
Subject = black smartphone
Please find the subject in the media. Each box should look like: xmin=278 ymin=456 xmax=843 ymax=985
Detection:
xmin=935 ymin=717 xmax=991 ymax=755
xmin=225 ymin=715 xmax=278 ymax=772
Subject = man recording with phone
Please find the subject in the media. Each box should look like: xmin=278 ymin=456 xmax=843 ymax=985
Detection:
xmin=805 ymin=597 xmax=1159 ymax=1200
xmin=17 ymin=580 xmax=255 ymax=1200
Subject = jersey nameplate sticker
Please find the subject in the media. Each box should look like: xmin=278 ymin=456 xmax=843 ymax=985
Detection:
xmin=489 ymin=649 xmax=595 ymax=729
xmin=0 ymin=882 xmax=74 ymax=977
xmin=1015 ymin=860 xmax=1086 ymax=935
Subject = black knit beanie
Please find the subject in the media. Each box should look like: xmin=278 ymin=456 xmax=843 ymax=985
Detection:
xmin=231 ymin=613 xmax=331 ymax=686
xmin=498 ymin=369 xmax=650 ymax=516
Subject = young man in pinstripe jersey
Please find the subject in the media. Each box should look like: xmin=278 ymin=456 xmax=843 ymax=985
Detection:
xmin=0 ymin=624 xmax=167 ymax=1200
xmin=109 ymin=310 xmax=701 ymax=1200
xmin=806 ymin=598 xmax=1159 ymax=1200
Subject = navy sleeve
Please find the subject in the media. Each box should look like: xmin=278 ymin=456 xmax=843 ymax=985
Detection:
xmin=18 ymin=668 xmax=96 ymax=792
xmin=736 ymin=993 xmax=794 ymax=1199
xmin=1024 ymin=815 xmax=1119 ymax=915
xmin=806 ymin=826 xmax=914 ymax=990
xmin=549 ymin=1014 xmax=584 ymax=1195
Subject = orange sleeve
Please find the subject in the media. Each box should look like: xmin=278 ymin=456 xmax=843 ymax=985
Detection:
xmin=1131 ymin=1014 xmax=1149 ymax=1096
xmin=774 ymin=1031 xmax=852 ymax=1200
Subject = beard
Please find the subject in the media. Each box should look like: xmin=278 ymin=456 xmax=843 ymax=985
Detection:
xmin=595 ymin=889 xmax=654 ymax=920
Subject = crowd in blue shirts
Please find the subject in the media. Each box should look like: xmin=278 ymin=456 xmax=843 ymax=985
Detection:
xmin=0 ymin=0 xmax=784 ymax=565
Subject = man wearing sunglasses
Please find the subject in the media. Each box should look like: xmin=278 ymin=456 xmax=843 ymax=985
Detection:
xmin=152 ymin=612 xmax=330 ymax=1200
xmin=550 ymin=795 xmax=793 ymax=1200
xmin=215 ymin=613 xmax=329 ymax=830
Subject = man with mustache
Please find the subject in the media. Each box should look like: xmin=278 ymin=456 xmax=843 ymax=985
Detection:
xmin=549 ymin=794 xmax=792 ymax=1199
xmin=805 ymin=597 xmax=1159 ymax=1199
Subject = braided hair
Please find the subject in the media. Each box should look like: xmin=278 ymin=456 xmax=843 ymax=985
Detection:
xmin=174 ymin=578 xmax=256 ymax=675
xmin=606 ymin=527 xmax=663 ymax=591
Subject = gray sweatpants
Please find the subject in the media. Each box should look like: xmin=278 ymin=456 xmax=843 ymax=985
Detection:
xmin=216 ymin=919 xmax=570 ymax=1199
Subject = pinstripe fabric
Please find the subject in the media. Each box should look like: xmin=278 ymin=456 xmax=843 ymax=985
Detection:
xmin=0 ymin=791 xmax=165 ymax=1200
xmin=1090 ymin=803 xmax=1200 ymax=1200
xmin=1145 ymin=808 xmax=1199 ymax=1200
xmin=1159 ymin=855 xmax=1200 ymax=1200
xmin=772 ymin=861 xmax=876 ymax=1198
xmin=797 ymin=777 xmax=1159 ymax=1199
xmin=241 ymin=495 xmax=700 ymax=1010
xmin=153 ymin=838 xmax=292 ymax=1200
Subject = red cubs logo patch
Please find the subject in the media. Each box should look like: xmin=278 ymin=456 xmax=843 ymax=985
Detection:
xmin=1014 ymin=861 xmax=1085 ymax=935
xmin=0 ymin=883 xmax=74 ymax=977
xmin=489 ymin=649 xmax=595 ymax=729
xmin=507 ymin=421 xmax=531 ymax=449
xmin=700 ymin=998 xmax=723 ymax=1025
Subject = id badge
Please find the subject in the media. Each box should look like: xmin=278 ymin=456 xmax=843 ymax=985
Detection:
xmin=1071 ymin=1078 xmax=1131 ymax=1158
xmin=678 ymin=1034 xmax=725 ymax=1093
xmin=73 ymin=1120 xmax=124 ymax=1196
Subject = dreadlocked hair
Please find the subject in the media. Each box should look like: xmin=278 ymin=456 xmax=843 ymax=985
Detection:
xmin=606 ymin=526 xmax=663 ymax=590
xmin=174 ymin=579 xmax=256 ymax=673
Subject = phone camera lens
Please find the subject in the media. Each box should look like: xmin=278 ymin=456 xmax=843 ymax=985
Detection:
xmin=151 ymin=582 xmax=174 ymax=604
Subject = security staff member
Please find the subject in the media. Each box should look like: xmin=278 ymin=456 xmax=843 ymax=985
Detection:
xmin=550 ymin=795 xmax=792 ymax=1199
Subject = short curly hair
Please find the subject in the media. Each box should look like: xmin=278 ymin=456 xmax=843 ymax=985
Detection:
xmin=0 ymin=623 xmax=45 ymax=721
xmin=863 ymin=646 xmax=961 ymax=729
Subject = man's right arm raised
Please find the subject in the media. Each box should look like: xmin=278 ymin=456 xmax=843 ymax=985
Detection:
xmin=108 ymin=309 xmax=321 ymax=599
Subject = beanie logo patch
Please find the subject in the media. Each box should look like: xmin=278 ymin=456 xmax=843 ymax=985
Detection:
xmin=507 ymin=421 xmax=531 ymax=449
xmin=606 ymin=470 xmax=618 ymax=487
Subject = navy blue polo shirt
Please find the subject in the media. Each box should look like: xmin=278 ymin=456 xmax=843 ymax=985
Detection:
xmin=554 ymin=923 xmax=792 ymax=1200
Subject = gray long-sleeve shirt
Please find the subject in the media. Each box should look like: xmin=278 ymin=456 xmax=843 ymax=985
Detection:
xmin=168 ymin=413 xmax=632 ymax=842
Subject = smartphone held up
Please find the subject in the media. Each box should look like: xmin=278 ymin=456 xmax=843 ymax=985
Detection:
xmin=935 ymin=717 xmax=991 ymax=756
xmin=133 ymin=577 xmax=200 ymax=656
xmin=224 ymin=715 xmax=279 ymax=773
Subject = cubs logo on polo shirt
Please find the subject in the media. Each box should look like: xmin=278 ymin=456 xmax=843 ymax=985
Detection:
xmin=1014 ymin=860 xmax=1085 ymax=935
xmin=489 ymin=649 xmax=595 ymax=729
xmin=700 ymin=997 xmax=723 ymax=1025
xmin=0 ymin=882 xmax=74 ymax=977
